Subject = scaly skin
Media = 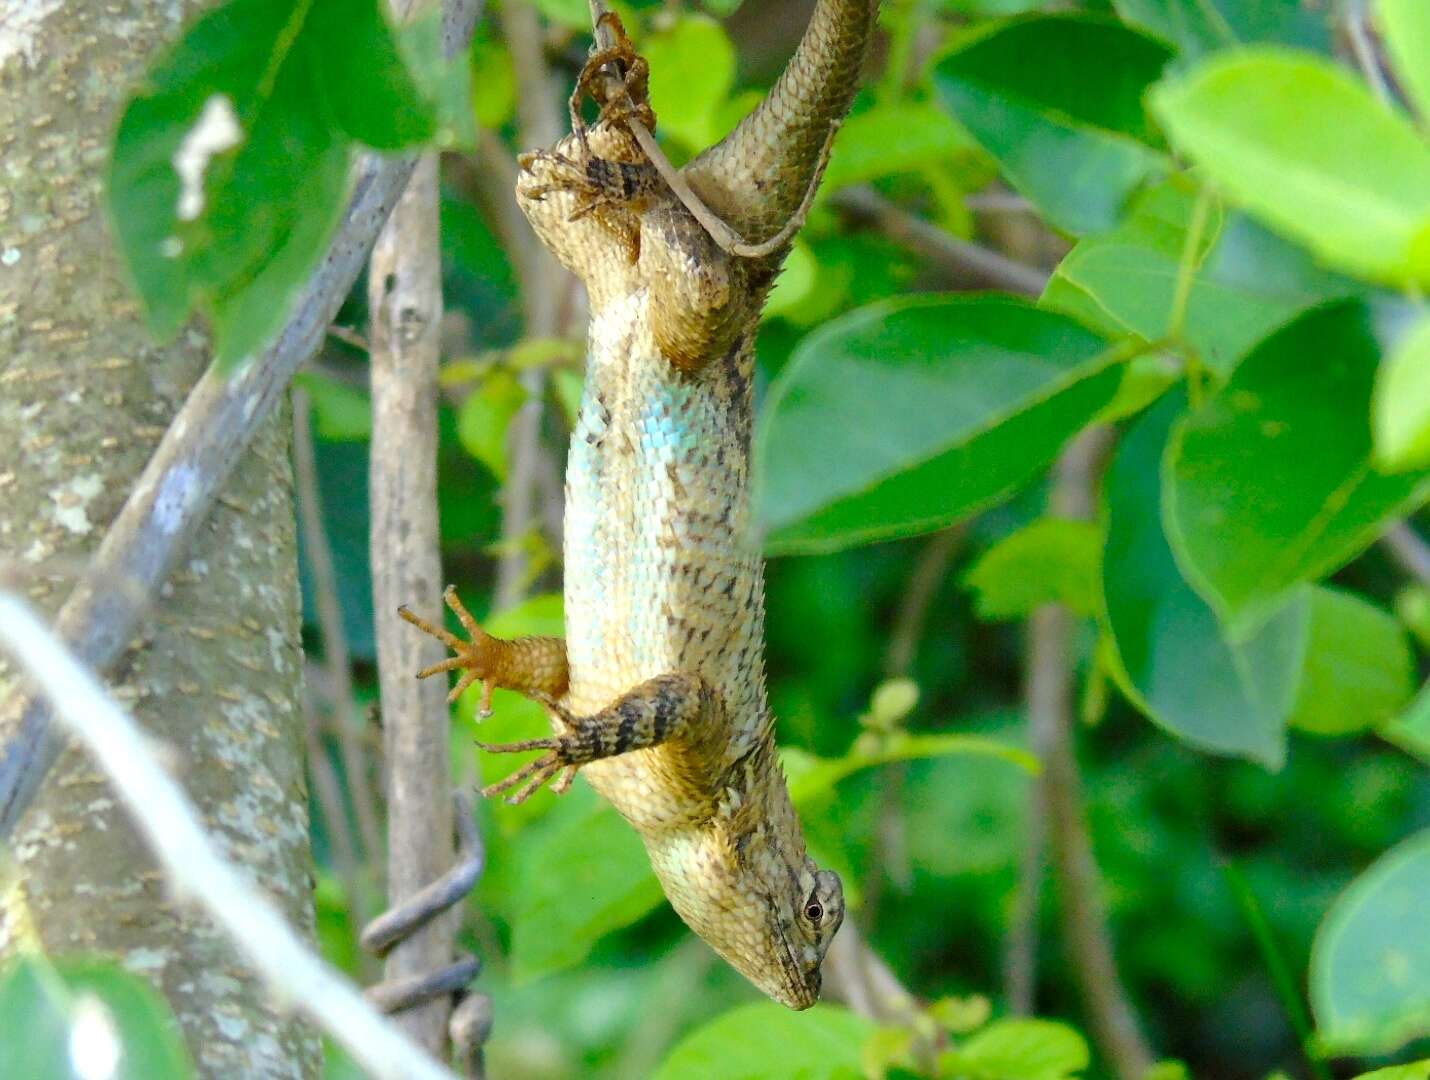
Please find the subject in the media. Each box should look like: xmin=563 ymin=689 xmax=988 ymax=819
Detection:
xmin=401 ymin=1 xmax=878 ymax=1009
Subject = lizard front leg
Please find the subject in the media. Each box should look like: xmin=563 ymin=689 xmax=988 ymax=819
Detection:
xmin=479 ymin=673 xmax=722 ymax=805
xmin=398 ymin=586 xmax=568 ymax=719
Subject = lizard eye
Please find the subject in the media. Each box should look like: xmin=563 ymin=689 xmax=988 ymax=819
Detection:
xmin=804 ymin=900 xmax=823 ymax=924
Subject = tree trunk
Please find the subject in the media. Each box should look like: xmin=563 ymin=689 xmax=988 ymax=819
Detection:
xmin=0 ymin=3 xmax=319 ymax=1075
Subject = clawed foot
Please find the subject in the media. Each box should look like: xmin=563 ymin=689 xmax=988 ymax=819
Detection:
xmin=570 ymin=12 xmax=656 ymax=145
xmin=399 ymin=585 xmax=502 ymax=717
xmin=478 ymin=693 xmax=582 ymax=805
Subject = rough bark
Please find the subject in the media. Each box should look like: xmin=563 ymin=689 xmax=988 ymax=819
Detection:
xmin=0 ymin=3 xmax=319 ymax=1076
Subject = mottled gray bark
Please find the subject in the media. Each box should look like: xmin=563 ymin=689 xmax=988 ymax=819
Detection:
xmin=0 ymin=3 xmax=319 ymax=1076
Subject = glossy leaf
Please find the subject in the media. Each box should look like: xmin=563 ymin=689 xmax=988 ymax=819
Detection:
xmin=1373 ymin=314 xmax=1430 ymax=472
xmin=1311 ymin=828 xmax=1430 ymax=1054
xmin=653 ymin=1001 xmax=873 ymax=1080
xmin=1165 ymin=302 xmax=1430 ymax=631
xmin=1286 ymin=588 xmax=1415 ymax=737
xmin=1382 ymin=680 xmax=1430 ymax=766
xmin=1044 ymin=182 xmax=1360 ymax=376
xmin=1101 ymin=396 xmax=1306 ymax=766
xmin=1380 ymin=0 xmax=1430 ymax=122
xmin=1351 ymin=1062 xmax=1430 ymax=1080
xmin=108 ymin=0 xmax=438 ymax=366
xmin=457 ymin=370 xmax=529 ymax=481
xmin=941 ymin=1018 xmax=1089 ymax=1080
xmin=932 ymin=16 xmax=1173 ymax=234
xmin=1112 ymin=0 xmax=1331 ymax=62
xmin=645 ymin=16 xmax=737 ymax=149
xmin=963 ymin=518 xmax=1101 ymax=619
xmin=756 ymin=295 xmax=1121 ymax=554
xmin=821 ymin=102 xmax=976 ymax=192
xmin=1151 ymin=50 xmax=1430 ymax=289
xmin=0 ymin=956 xmax=195 ymax=1080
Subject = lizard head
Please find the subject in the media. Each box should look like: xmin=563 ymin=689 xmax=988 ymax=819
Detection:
xmin=764 ymin=859 xmax=845 ymax=1010
xmin=721 ymin=854 xmax=845 ymax=1010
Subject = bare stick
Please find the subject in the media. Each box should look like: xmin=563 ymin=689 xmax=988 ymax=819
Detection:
xmin=1383 ymin=521 xmax=1430 ymax=589
xmin=834 ymin=187 xmax=1051 ymax=297
xmin=366 ymin=957 xmax=483 ymax=1014
xmin=0 ymin=593 xmax=459 ymax=1080
xmin=1345 ymin=0 xmax=1394 ymax=105
xmin=494 ymin=0 xmax=568 ymax=609
xmin=1022 ymin=427 xmax=1153 ymax=1080
xmin=362 ymin=795 xmax=486 ymax=955
xmin=295 ymin=388 xmax=384 ymax=865
xmin=369 ymin=145 xmax=461 ymax=1052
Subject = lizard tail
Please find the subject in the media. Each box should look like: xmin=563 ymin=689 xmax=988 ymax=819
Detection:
xmin=680 ymin=0 xmax=879 ymax=248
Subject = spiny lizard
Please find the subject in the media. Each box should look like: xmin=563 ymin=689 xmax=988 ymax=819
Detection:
xmin=400 ymin=0 xmax=878 ymax=1009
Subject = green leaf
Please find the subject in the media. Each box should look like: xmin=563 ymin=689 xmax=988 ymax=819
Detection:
xmin=457 ymin=370 xmax=529 ymax=481
xmin=397 ymin=12 xmax=478 ymax=150
xmin=108 ymin=0 xmax=439 ymax=367
xmin=1382 ymin=680 xmax=1430 ymax=766
xmin=653 ymin=1001 xmax=873 ymax=1080
xmin=765 ymin=240 xmax=819 ymax=321
xmin=309 ymin=0 xmax=435 ymax=150
xmin=1112 ymin=0 xmax=1331 ymax=62
xmin=507 ymin=783 xmax=664 ymax=983
xmin=1164 ymin=302 xmax=1430 ymax=632
xmin=821 ymin=102 xmax=976 ymax=192
xmin=932 ymin=16 xmax=1173 ymax=234
xmin=1351 ymin=1062 xmax=1430 ymax=1080
xmin=1101 ymin=395 xmax=1306 ymax=765
xmin=1044 ymin=182 xmax=1361 ymax=376
xmin=784 ymin=732 xmax=1038 ymax=807
xmin=470 ymin=35 xmax=517 ymax=128
xmin=645 ymin=16 xmax=737 ymax=149
xmin=941 ymin=1018 xmax=1089 ymax=1080
xmin=1380 ymin=0 xmax=1430 ymax=122
xmin=756 ymin=295 xmax=1121 ymax=554
xmin=1311 ymin=828 xmax=1430 ymax=1054
xmin=0 ymin=955 xmax=195 ymax=1079
xmin=1286 ymin=587 xmax=1415 ymax=737
xmin=1373 ymin=314 xmax=1430 ymax=472
xmin=527 ymin=0 xmax=591 ymax=29
xmin=963 ymin=518 xmax=1101 ymax=619
xmin=295 ymin=370 xmax=372 ymax=441
xmin=1151 ymin=49 xmax=1430 ymax=289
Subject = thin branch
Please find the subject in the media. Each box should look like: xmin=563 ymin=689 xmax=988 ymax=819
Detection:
xmin=1022 ymin=427 xmax=1153 ymax=1080
xmin=865 ymin=527 xmax=965 ymax=914
xmin=834 ymin=186 xmax=1052 ymax=297
xmin=302 ymin=686 xmax=366 ymax=927
xmin=0 ymin=593 xmax=458 ymax=1080
xmin=449 ymin=992 xmax=494 ymax=1080
xmin=1382 ymin=521 xmax=1430 ymax=590
xmin=366 ymin=957 xmax=483 ymax=1014
xmin=294 ymin=388 xmax=385 ymax=866
xmin=369 ymin=145 xmax=460 ymax=1052
xmin=362 ymin=795 xmax=486 ymax=955
xmin=1345 ymin=0 xmax=1394 ymax=105
xmin=966 ymin=192 xmax=1037 ymax=214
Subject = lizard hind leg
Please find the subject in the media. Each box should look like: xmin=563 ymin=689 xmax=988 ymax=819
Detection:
xmin=398 ymin=585 xmax=569 ymax=718
xmin=477 ymin=672 xmax=720 ymax=805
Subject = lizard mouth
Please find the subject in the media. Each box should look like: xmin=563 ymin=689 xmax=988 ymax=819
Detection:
xmin=767 ymin=899 xmax=820 ymax=1010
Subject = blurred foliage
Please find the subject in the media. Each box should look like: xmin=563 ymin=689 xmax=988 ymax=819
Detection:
xmin=94 ymin=0 xmax=1430 ymax=1077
